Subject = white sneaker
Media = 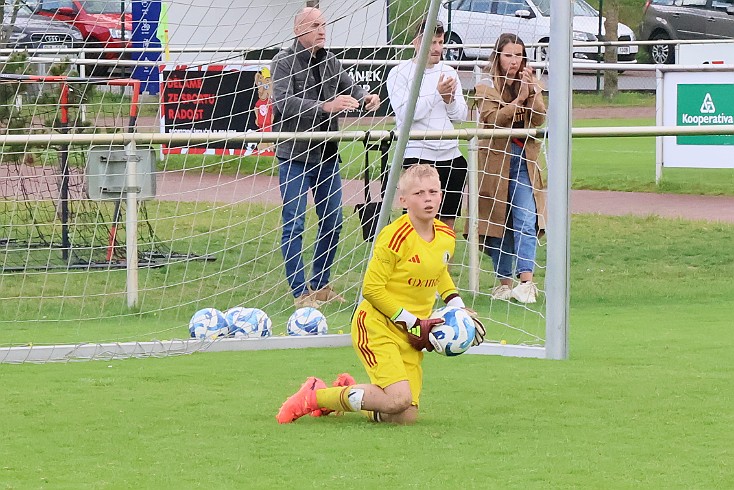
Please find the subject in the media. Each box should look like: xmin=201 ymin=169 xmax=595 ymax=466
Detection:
xmin=512 ymin=281 xmax=538 ymax=304
xmin=490 ymin=284 xmax=513 ymax=301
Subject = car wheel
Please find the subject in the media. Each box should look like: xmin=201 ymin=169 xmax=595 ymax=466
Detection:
xmin=649 ymin=33 xmax=674 ymax=65
xmin=444 ymin=33 xmax=464 ymax=62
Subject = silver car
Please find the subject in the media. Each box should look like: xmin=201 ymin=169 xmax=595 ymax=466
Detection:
xmin=439 ymin=0 xmax=638 ymax=63
xmin=640 ymin=0 xmax=734 ymax=64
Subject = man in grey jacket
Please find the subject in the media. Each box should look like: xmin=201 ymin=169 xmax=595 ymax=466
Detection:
xmin=271 ymin=7 xmax=381 ymax=308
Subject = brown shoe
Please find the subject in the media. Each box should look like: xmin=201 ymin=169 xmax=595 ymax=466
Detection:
xmin=294 ymin=292 xmax=322 ymax=309
xmin=310 ymin=285 xmax=346 ymax=304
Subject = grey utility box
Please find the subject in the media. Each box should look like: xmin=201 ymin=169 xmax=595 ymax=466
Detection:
xmin=85 ymin=145 xmax=157 ymax=201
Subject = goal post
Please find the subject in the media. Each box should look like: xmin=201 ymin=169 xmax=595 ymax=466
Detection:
xmin=0 ymin=0 xmax=579 ymax=363
xmin=545 ymin=0 xmax=573 ymax=360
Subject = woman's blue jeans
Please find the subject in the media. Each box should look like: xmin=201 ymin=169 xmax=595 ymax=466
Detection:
xmin=482 ymin=143 xmax=537 ymax=279
xmin=278 ymin=156 xmax=343 ymax=298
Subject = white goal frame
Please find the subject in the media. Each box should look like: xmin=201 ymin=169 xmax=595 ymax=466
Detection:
xmin=0 ymin=0 xmax=571 ymax=362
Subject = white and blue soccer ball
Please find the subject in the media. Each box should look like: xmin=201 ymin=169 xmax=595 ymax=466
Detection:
xmin=428 ymin=306 xmax=476 ymax=357
xmin=189 ymin=307 xmax=229 ymax=340
xmin=287 ymin=307 xmax=328 ymax=336
xmin=225 ymin=307 xmax=272 ymax=338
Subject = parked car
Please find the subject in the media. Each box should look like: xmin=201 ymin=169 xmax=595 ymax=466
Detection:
xmin=1 ymin=3 xmax=83 ymax=51
xmin=25 ymin=0 xmax=132 ymax=75
xmin=438 ymin=0 xmax=638 ymax=64
xmin=640 ymin=0 xmax=734 ymax=65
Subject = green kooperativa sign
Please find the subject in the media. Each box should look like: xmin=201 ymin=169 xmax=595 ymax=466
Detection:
xmin=677 ymin=84 xmax=734 ymax=146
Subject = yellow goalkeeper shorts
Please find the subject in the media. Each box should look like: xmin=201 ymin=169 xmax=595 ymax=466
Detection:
xmin=351 ymin=300 xmax=423 ymax=406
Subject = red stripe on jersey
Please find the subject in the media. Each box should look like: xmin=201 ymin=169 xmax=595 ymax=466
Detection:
xmin=388 ymin=222 xmax=412 ymax=252
xmin=390 ymin=225 xmax=413 ymax=253
xmin=356 ymin=310 xmax=377 ymax=367
xmin=436 ymin=225 xmax=456 ymax=238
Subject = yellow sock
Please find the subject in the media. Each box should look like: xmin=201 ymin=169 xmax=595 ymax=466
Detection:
xmin=316 ymin=386 xmax=355 ymax=412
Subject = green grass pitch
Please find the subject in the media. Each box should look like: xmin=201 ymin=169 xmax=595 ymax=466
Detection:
xmin=1 ymin=214 xmax=732 ymax=488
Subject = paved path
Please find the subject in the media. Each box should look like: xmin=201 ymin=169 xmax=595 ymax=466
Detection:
xmin=14 ymin=142 xmax=731 ymax=225
xmin=570 ymin=190 xmax=734 ymax=223
xmin=135 ymin=106 xmax=655 ymax=133
xmin=3 ymin=107 xmax=710 ymax=222
xmin=156 ymin=171 xmax=734 ymax=224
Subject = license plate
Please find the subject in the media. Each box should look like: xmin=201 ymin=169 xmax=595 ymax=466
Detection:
xmin=41 ymin=44 xmax=70 ymax=49
xmin=617 ymin=46 xmax=630 ymax=55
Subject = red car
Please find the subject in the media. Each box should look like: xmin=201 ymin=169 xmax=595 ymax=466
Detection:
xmin=28 ymin=0 xmax=132 ymax=75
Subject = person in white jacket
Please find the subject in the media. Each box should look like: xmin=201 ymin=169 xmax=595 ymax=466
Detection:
xmin=386 ymin=19 xmax=469 ymax=230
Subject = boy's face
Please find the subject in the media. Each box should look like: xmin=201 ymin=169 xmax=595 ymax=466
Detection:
xmin=399 ymin=175 xmax=442 ymax=221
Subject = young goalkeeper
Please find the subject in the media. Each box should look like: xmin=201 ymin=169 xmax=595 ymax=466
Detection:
xmin=276 ymin=164 xmax=485 ymax=425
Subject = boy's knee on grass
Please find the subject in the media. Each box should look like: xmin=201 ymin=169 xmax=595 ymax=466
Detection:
xmin=383 ymin=405 xmax=418 ymax=425
xmin=382 ymin=388 xmax=413 ymax=414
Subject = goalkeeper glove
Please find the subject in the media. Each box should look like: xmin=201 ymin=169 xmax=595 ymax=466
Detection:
xmin=404 ymin=318 xmax=444 ymax=352
xmin=463 ymin=308 xmax=486 ymax=346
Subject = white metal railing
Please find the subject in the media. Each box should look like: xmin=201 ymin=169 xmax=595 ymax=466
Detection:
xmin=1 ymin=125 xmax=733 ymax=147
xmin=2 ymin=38 xmax=732 ymax=56
xmin=2 ymin=38 xmax=733 ymax=68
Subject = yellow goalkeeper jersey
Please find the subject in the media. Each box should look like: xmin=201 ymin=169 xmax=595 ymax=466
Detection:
xmin=362 ymin=214 xmax=458 ymax=320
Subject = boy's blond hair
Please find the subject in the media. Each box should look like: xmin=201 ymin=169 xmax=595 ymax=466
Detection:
xmin=398 ymin=164 xmax=440 ymax=196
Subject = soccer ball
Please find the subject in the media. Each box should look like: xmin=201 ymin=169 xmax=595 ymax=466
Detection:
xmin=287 ymin=307 xmax=328 ymax=336
xmin=189 ymin=308 xmax=228 ymax=340
xmin=224 ymin=307 xmax=272 ymax=338
xmin=428 ymin=306 xmax=476 ymax=357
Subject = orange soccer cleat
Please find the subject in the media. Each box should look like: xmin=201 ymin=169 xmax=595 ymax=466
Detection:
xmin=311 ymin=372 xmax=357 ymax=417
xmin=276 ymin=377 xmax=327 ymax=424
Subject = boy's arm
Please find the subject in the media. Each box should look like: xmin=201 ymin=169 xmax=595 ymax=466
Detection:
xmin=362 ymin=244 xmax=441 ymax=351
xmin=361 ymin=245 xmax=401 ymax=319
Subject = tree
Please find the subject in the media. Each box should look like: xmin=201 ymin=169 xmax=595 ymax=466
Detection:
xmin=603 ymin=0 xmax=620 ymax=100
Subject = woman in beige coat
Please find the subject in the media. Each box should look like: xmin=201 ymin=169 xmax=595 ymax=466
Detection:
xmin=475 ymin=33 xmax=546 ymax=304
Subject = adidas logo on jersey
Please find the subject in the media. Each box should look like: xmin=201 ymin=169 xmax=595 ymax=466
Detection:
xmin=408 ymin=254 xmax=421 ymax=263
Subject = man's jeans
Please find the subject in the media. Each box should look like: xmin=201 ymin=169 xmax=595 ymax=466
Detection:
xmin=483 ymin=143 xmax=537 ymax=279
xmin=278 ymin=156 xmax=343 ymax=297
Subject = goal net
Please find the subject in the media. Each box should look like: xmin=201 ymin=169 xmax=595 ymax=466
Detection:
xmin=0 ymin=0 xmax=551 ymax=363
xmin=0 ymin=72 xmax=187 ymax=271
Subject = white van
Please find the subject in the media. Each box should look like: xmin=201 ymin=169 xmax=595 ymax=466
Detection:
xmin=438 ymin=0 xmax=638 ymax=63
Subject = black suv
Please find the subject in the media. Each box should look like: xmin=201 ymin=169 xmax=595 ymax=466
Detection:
xmin=641 ymin=0 xmax=734 ymax=64
xmin=2 ymin=3 xmax=83 ymax=51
